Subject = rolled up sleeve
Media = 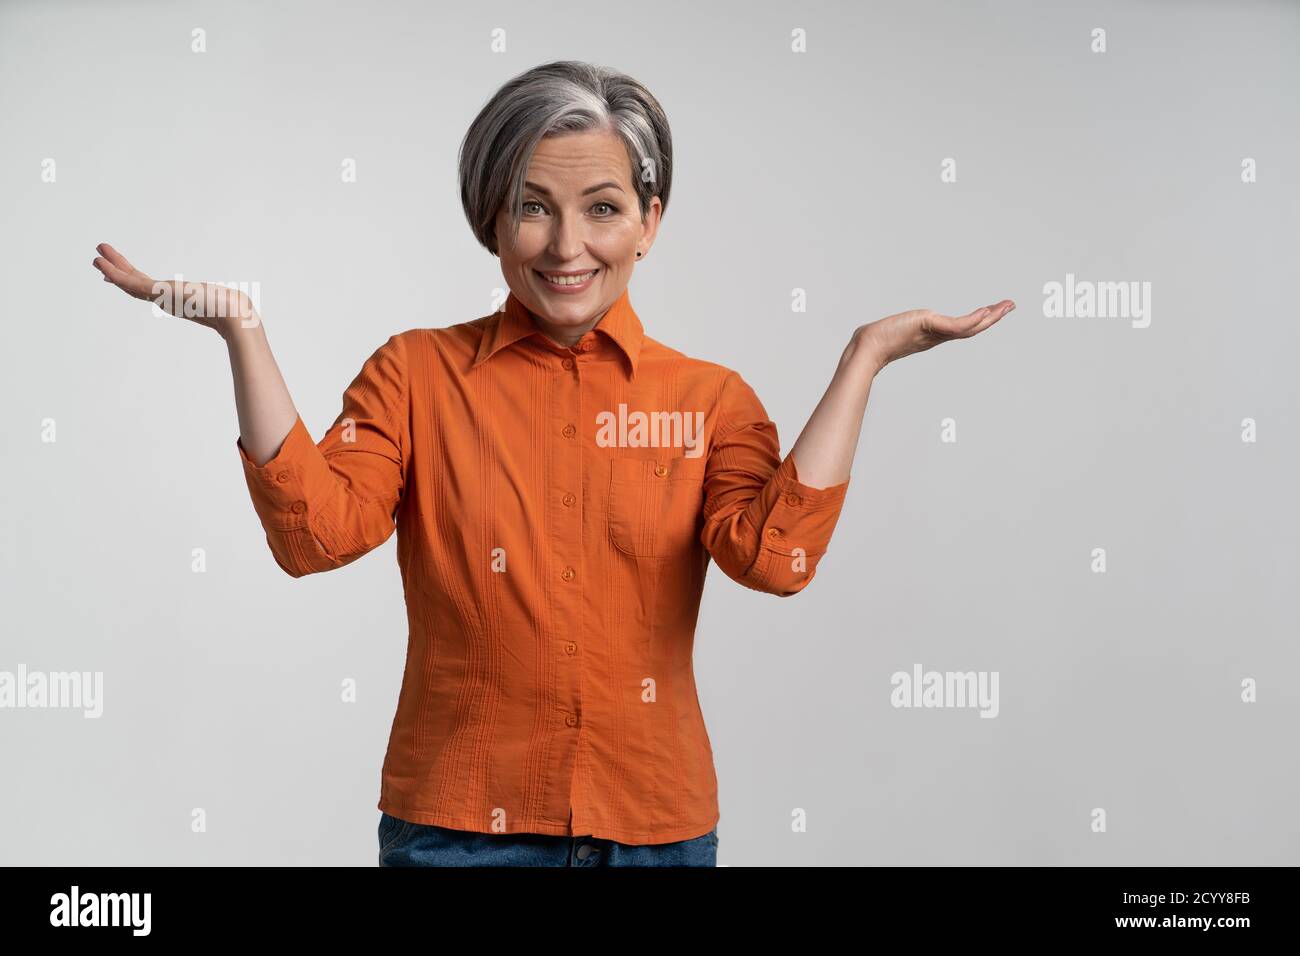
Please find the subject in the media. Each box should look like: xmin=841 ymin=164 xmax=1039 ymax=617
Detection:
xmin=701 ymin=371 xmax=849 ymax=596
xmin=236 ymin=332 xmax=409 ymax=577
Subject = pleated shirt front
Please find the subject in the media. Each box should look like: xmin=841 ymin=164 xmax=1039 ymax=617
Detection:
xmin=236 ymin=287 xmax=850 ymax=844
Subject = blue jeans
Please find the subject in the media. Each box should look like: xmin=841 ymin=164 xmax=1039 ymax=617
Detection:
xmin=377 ymin=812 xmax=718 ymax=867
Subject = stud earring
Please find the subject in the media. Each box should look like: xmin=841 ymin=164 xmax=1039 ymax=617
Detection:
xmin=636 ymin=251 xmax=642 ymax=257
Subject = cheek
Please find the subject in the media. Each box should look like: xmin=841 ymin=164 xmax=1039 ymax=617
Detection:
xmin=503 ymin=217 xmax=639 ymax=266
xmin=595 ymin=230 xmax=639 ymax=263
xmin=495 ymin=210 xmax=533 ymax=249
xmin=510 ymin=224 xmax=553 ymax=262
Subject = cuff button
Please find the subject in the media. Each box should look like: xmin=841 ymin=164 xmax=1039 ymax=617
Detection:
xmin=276 ymin=471 xmax=291 ymax=483
xmin=290 ymin=501 xmax=307 ymax=514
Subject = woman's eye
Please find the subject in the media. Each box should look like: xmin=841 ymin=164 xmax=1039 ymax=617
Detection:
xmin=522 ymin=200 xmax=617 ymax=216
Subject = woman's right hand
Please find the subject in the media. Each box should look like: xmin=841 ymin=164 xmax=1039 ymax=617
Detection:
xmin=92 ymin=242 xmax=258 ymax=341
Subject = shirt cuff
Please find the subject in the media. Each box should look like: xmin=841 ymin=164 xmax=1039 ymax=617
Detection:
xmin=750 ymin=451 xmax=850 ymax=562
xmin=770 ymin=451 xmax=850 ymax=511
xmin=236 ymin=414 xmax=336 ymax=532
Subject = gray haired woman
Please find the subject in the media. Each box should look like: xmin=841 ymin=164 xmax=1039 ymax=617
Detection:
xmin=93 ymin=60 xmax=1013 ymax=867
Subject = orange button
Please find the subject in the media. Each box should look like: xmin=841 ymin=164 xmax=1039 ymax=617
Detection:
xmin=654 ymin=463 xmax=669 ymax=477
xmin=290 ymin=501 xmax=307 ymax=514
xmin=275 ymin=471 xmax=291 ymax=483
xmin=562 ymin=493 xmax=577 ymax=507
xmin=561 ymin=358 xmax=575 ymax=370
xmin=579 ymin=339 xmax=595 ymax=352
xmin=785 ymin=493 xmax=801 ymax=506
xmin=766 ymin=527 xmax=781 ymax=538
xmin=562 ymin=424 xmax=576 ymax=438
xmin=565 ymin=641 xmax=578 ymax=655
xmin=565 ymin=714 xmax=579 ymax=727
xmin=561 ymin=566 xmax=576 ymax=582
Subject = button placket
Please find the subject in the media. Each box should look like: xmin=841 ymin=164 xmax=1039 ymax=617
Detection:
xmin=547 ymin=350 xmax=586 ymax=830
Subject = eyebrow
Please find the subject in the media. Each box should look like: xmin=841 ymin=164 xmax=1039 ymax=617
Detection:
xmin=524 ymin=180 xmax=626 ymax=197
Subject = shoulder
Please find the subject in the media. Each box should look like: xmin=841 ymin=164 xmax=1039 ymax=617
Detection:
xmin=638 ymin=333 xmax=748 ymax=391
xmin=640 ymin=336 xmax=772 ymax=435
xmin=395 ymin=315 xmax=491 ymax=346
xmin=390 ymin=312 xmax=496 ymax=359
xmin=638 ymin=336 xmax=767 ymax=420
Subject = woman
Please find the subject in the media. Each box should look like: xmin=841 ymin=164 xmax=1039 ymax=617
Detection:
xmin=92 ymin=60 xmax=1013 ymax=867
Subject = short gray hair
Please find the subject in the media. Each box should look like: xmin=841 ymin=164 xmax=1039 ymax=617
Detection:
xmin=458 ymin=60 xmax=673 ymax=257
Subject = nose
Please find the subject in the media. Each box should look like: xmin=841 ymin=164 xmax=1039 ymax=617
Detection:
xmin=547 ymin=212 xmax=587 ymax=264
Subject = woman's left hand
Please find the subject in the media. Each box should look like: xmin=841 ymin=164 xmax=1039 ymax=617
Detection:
xmin=852 ymin=299 xmax=1015 ymax=372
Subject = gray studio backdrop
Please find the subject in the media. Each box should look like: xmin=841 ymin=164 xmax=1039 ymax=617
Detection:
xmin=2 ymin=0 xmax=1297 ymax=866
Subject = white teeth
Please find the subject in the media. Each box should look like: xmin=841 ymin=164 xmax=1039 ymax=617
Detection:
xmin=542 ymin=269 xmax=597 ymax=286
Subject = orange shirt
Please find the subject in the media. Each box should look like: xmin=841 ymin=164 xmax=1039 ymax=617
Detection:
xmin=236 ymin=287 xmax=851 ymax=844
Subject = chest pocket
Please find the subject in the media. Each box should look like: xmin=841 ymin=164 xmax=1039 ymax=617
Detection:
xmin=608 ymin=455 xmax=708 ymax=557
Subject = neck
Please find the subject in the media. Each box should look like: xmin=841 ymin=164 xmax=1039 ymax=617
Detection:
xmin=530 ymin=312 xmax=603 ymax=349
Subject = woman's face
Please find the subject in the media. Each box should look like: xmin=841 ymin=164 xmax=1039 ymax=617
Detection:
xmin=494 ymin=129 xmax=661 ymax=346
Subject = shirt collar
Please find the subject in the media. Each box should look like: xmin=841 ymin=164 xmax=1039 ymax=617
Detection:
xmin=473 ymin=286 xmax=644 ymax=378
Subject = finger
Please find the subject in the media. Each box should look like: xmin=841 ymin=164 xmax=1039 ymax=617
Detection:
xmin=966 ymin=299 xmax=1015 ymax=335
xmin=925 ymin=309 xmax=983 ymax=339
xmin=943 ymin=300 xmax=1014 ymax=338
xmin=96 ymin=243 xmax=142 ymax=276
xmin=92 ymin=255 xmax=129 ymax=284
xmin=94 ymin=256 xmax=158 ymax=300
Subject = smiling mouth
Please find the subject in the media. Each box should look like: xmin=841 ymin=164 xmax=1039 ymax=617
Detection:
xmin=536 ymin=268 xmax=600 ymax=286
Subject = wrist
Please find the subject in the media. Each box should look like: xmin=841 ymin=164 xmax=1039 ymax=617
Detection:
xmin=842 ymin=332 xmax=886 ymax=377
xmin=222 ymin=315 xmax=267 ymax=351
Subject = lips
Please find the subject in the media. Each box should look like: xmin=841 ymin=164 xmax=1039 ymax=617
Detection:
xmin=537 ymin=268 xmax=600 ymax=286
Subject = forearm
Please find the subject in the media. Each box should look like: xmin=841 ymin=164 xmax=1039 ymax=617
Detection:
xmin=787 ymin=334 xmax=883 ymax=489
xmin=225 ymin=320 xmax=301 ymax=466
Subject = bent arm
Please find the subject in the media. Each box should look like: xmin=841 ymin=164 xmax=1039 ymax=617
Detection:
xmin=91 ymin=242 xmax=411 ymax=577
xmin=701 ymin=365 xmax=858 ymax=598
xmin=230 ymin=324 xmax=410 ymax=578
xmin=786 ymin=335 xmax=882 ymax=489
xmin=227 ymin=322 xmax=301 ymax=466
xmin=702 ymin=295 xmax=1013 ymax=596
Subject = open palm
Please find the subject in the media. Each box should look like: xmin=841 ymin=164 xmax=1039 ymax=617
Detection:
xmin=92 ymin=243 xmax=256 ymax=340
xmin=855 ymin=299 xmax=1015 ymax=369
